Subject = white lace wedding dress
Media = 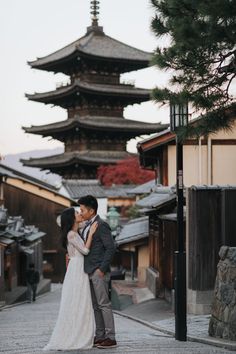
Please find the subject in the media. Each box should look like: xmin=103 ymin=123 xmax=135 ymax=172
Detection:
xmin=43 ymin=231 xmax=95 ymax=351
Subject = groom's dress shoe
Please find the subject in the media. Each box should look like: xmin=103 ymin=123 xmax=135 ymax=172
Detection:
xmin=93 ymin=338 xmax=105 ymax=347
xmin=97 ymin=338 xmax=117 ymax=349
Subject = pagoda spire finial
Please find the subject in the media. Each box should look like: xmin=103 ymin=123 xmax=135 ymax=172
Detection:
xmin=90 ymin=0 xmax=100 ymax=26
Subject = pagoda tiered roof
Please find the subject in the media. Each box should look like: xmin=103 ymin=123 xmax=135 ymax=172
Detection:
xmin=23 ymin=116 xmax=168 ymax=137
xmin=25 ymin=81 xmax=151 ymax=107
xmin=28 ymin=26 xmax=152 ymax=74
xmin=21 ymin=150 xmax=130 ymax=169
xmin=23 ymin=2 xmax=165 ymax=180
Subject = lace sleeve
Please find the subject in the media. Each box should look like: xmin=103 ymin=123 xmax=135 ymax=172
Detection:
xmin=67 ymin=231 xmax=90 ymax=255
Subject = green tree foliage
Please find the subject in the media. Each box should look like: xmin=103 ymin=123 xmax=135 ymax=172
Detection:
xmin=150 ymin=0 xmax=236 ymax=138
xmin=126 ymin=205 xmax=141 ymax=219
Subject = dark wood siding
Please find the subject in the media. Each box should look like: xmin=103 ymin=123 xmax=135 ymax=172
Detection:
xmin=0 ymin=246 xmax=4 ymax=301
xmin=221 ymin=189 xmax=236 ymax=246
xmin=188 ymin=188 xmax=223 ymax=291
xmin=149 ymin=214 xmax=160 ymax=270
xmin=162 ymin=220 xmax=177 ymax=289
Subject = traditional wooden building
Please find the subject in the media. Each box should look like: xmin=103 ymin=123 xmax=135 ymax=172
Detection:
xmin=0 ymin=209 xmax=47 ymax=306
xmin=0 ymin=164 xmax=75 ymax=282
xmin=115 ymin=216 xmax=149 ymax=283
xmin=138 ymin=116 xmax=236 ymax=186
xmin=187 ymin=186 xmax=236 ymax=314
xmin=22 ymin=1 xmax=167 ymax=179
xmin=135 ymin=187 xmax=177 ymax=299
xmin=137 ymin=112 xmax=236 ymax=312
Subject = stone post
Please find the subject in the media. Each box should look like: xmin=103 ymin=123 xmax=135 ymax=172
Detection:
xmin=209 ymin=246 xmax=236 ymax=341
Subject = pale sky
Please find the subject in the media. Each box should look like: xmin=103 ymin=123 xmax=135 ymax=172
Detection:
xmin=0 ymin=0 xmax=171 ymax=156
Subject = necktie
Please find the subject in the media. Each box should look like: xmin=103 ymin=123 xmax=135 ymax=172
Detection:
xmin=81 ymin=221 xmax=92 ymax=242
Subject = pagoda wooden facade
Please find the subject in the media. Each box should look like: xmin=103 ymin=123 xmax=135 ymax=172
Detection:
xmin=22 ymin=4 xmax=167 ymax=179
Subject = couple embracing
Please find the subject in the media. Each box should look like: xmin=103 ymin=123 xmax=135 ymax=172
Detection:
xmin=44 ymin=195 xmax=117 ymax=350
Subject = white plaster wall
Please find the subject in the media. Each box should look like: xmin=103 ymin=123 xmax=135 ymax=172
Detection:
xmin=97 ymin=198 xmax=108 ymax=220
xmin=167 ymin=128 xmax=236 ymax=187
xmin=212 ymin=145 xmax=236 ymax=185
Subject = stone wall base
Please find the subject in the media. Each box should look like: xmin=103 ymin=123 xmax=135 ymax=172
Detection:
xmin=0 ymin=301 xmax=5 ymax=308
xmin=146 ymin=267 xmax=160 ymax=297
xmin=209 ymin=246 xmax=236 ymax=341
xmin=187 ymin=289 xmax=213 ymax=315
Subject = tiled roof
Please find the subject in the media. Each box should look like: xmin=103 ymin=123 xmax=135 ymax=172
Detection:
xmin=21 ymin=150 xmax=130 ymax=168
xmin=24 ymin=232 xmax=46 ymax=242
xmin=0 ymin=163 xmax=57 ymax=191
xmin=23 ymin=116 xmax=167 ymax=135
xmin=61 ymin=179 xmax=106 ymax=199
xmin=136 ymin=191 xmax=176 ymax=209
xmin=25 ymin=80 xmax=151 ymax=103
xmin=29 ymin=27 xmax=152 ymax=70
xmin=137 ymin=129 xmax=174 ymax=153
xmin=0 ymin=216 xmax=46 ymax=247
xmin=104 ymin=185 xmax=136 ymax=198
xmin=0 ymin=237 xmax=15 ymax=245
xmin=0 ymin=163 xmax=75 ymax=204
xmin=128 ymin=179 xmax=158 ymax=195
xmin=115 ymin=216 xmax=149 ymax=245
xmin=190 ymin=185 xmax=236 ymax=190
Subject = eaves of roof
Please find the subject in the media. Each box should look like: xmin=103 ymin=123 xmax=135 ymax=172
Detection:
xmin=115 ymin=216 xmax=149 ymax=245
xmin=62 ymin=179 xmax=106 ymax=199
xmin=136 ymin=192 xmax=176 ymax=209
xmin=25 ymin=81 xmax=151 ymax=102
xmin=23 ymin=116 xmax=168 ymax=135
xmin=0 ymin=163 xmax=56 ymax=190
xmin=137 ymin=129 xmax=174 ymax=153
xmin=29 ymin=28 xmax=152 ymax=70
xmin=21 ymin=151 xmax=130 ymax=168
xmin=0 ymin=163 xmax=75 ymax=203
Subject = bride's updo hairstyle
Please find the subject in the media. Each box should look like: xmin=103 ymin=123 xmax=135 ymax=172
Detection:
xmin=61 ymin=207 xmax=75 ymax=249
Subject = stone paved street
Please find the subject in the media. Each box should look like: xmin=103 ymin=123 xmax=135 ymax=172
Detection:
xmin=0 ymin=288 xmax=233 ymax=354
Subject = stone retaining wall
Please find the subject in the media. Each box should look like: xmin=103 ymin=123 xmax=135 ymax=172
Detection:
xmin=208 ymin=246 xmax=236 ymax=341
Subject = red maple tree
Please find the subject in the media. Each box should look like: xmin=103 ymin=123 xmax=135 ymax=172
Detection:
xmin=97 ymin=157 xmax=156 ymax=186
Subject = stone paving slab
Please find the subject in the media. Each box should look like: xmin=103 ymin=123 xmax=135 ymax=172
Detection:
xmin=0 ymin=288 xmax=234 ymax=354
xmin=153 ymin=315 xmax=211 ymax=338
xmin=116 ymin=311 xmax=236 ymax=352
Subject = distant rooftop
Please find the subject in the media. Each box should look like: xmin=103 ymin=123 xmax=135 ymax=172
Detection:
xmin=0 ymin=163 xmax=74 ymax=204
xmin=61 ymin=179 xmax=106 ymax=199
xmin=136 ymin=188 xmax=176 ymax=210
xmin=104 ymin=185 xmax=137 ymax=198
xmin=115 ymin=216 xmax=149 ymax=245
xmin=128 ymin=179 xmax=158 ymax=195
xmin=0 ymin=163 xmax=56 ymax=191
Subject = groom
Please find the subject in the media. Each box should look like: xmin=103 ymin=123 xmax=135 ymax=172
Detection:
xmin=77 ymin=195 xmax=117 ymax=349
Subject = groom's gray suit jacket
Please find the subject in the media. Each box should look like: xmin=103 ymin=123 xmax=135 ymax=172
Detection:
xmin=84 ymin=215 xmax=116 ymax=274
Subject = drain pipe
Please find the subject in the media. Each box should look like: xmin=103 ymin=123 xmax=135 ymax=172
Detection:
xmin=198 ymin=137 xmax=202 ymax=185
xmin=207 ymin=137 xmax=212 ymax=185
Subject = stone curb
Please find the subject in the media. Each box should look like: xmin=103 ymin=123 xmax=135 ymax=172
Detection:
xmin=114 ymin=310 xmax=236 ymax=352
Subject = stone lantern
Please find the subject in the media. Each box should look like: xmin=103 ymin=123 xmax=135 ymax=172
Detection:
xmin=107 ymin=207 xmax=120 ymax=236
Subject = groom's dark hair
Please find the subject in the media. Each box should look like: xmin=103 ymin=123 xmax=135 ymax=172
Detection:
xmin=78 ymin=195 xmax=98 ymax=213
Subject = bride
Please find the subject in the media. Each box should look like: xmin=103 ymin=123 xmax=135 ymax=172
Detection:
xmin=44 ymin=207 xmax=98 ymax=351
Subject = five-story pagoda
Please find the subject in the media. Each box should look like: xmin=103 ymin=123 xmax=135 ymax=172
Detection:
xmin=22 ymin=1 xmax=167 ymax=179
